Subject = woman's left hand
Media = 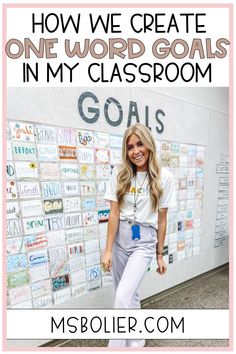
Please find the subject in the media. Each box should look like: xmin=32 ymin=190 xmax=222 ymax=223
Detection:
xmin=156 ymin=255 xmax=167 ymax=275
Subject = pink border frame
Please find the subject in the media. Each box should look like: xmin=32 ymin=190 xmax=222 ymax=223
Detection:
xmin=2 ymin=2 xmax=233 ymax=352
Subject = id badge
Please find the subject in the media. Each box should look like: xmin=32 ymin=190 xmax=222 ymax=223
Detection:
xmin=131 ymin=224 xmax=141 ymax=240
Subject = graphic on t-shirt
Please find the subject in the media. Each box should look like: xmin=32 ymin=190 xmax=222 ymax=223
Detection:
xmin=128 ymin=185 xmax=149 ymax=195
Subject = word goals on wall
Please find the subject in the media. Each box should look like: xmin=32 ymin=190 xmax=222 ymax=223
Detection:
xmin=6 ymin=120 xmax=205 ymax=308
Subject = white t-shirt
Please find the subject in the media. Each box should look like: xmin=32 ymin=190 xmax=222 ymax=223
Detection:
xmin=104 ymin=166 xmax=176 ymax=229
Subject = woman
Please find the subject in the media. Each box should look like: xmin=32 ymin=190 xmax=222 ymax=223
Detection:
xmin=102 ymin=123 xmax=176 ymax=347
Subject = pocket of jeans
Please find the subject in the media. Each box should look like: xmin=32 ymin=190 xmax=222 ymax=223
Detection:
xmin=140 ymin=226 xmax=156 ymax=249
xmin=117 ymin=221 xmax=130 ymax=245
xmin=149 ymin=227 xmax=157 ymax=240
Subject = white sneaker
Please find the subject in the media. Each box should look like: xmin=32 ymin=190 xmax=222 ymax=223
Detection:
xmin=129 ymin=340 xmax=145 ymax=347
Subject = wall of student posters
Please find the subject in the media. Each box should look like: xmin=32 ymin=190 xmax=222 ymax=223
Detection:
xmin=6 ymin=87 xmax=229 ymax=309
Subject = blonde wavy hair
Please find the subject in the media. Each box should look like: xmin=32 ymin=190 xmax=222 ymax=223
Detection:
xmin=117 ymin=123 xmax=163 ymax=211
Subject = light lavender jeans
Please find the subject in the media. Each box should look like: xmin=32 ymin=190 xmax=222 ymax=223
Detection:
xmin=108 ymin=220 xmax=157 ymax=347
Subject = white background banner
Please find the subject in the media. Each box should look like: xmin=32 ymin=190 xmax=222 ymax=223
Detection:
xmin=4 ymin=6 xmax=230 ymax=87
xmin=7 ymin=309 xmax=229 ymax=339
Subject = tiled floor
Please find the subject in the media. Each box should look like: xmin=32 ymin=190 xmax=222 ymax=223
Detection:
xmin=53 ymin=264 xmax=229 ymax=348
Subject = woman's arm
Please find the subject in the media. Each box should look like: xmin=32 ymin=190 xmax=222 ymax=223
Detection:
xmin=101 ymin=200 xmax=120 ymax=271
xmin=156 ymin=207 xmax=168 ymax=275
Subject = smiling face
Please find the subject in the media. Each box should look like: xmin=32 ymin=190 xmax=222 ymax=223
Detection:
xmin=126 ymin=134 xmax=150 ymax=172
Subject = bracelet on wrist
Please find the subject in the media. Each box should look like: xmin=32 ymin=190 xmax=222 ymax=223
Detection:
xmin=157 ymin=251 xmax=164 ymax=256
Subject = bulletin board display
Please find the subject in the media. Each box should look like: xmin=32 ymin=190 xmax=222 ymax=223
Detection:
xmin=6 ymin=120 xmax=205 ymax=308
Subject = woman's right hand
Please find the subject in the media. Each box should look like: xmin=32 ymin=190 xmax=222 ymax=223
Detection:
xmin=102 ymin=250 xmax=112 ymax=272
